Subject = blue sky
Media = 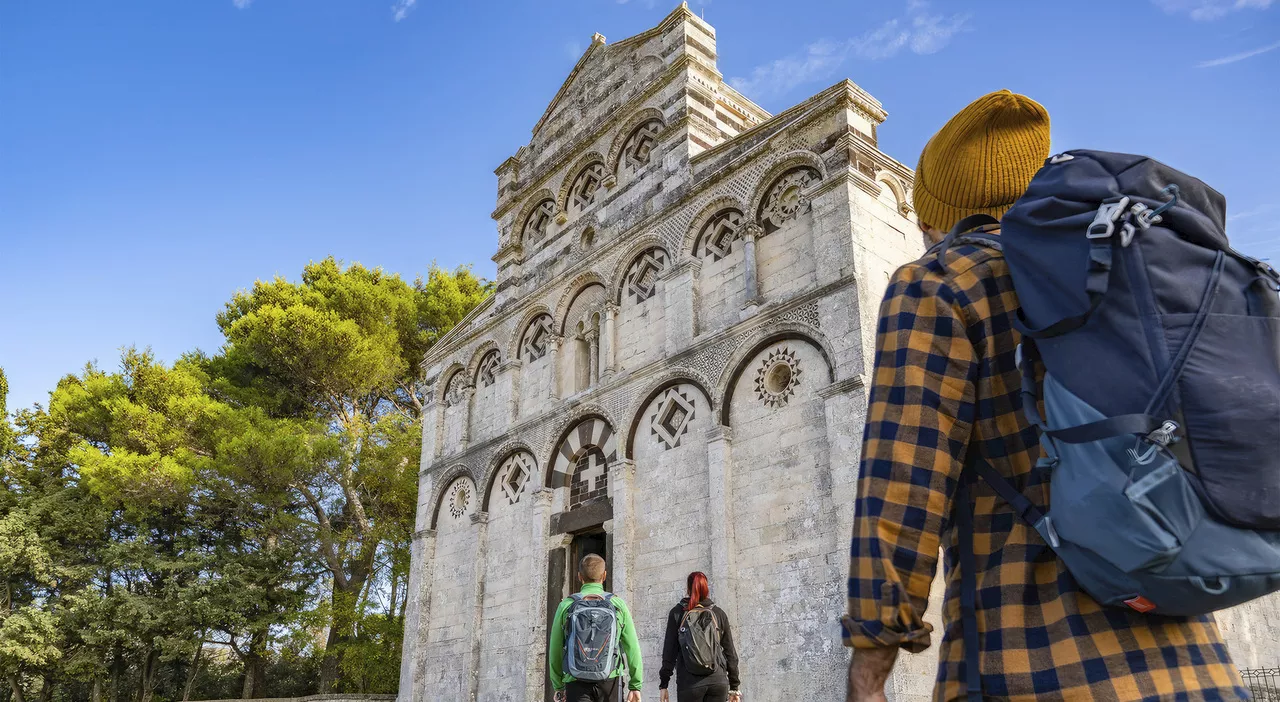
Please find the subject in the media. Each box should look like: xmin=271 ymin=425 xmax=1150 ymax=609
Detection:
xmin=2 ymin=0 xmax=1277 ymax=412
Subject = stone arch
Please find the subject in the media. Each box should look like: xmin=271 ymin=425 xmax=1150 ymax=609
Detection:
xmin=513 ymin=188 xmax=559 ymax=247
xmin=605 ymin=233 xmax=667 ymax=304
xmin=508 ymin=304 xmax=554 ymax=360
xmin=875 ymin=171 xmax=912 ymax=216
xmin=480 ymin=441 xmax=539 ymax=511
xmin=621 ymin=371 xmax=715 ymax=459
xmin=435 ymin=362 xmax=468 ymax=405
xmin=747 ymin=150 xmax=828 ymax=225
xmin=545 ymin=412 xmax=619 ymax=491
xmin=471 ymin=346 xmax=501 ymax=389
xmin=429 ymin=464 xmax=477 ymax=529
xmin=716 ymin=325 xmax=837 ymax=426
xmin=554 ymin=273 xmax=608 ymax=334
xmin=557 ymin=151 xmax=608 ymax=214
xmin=607 ymin=108 xmax=667 ymax=175
xmin=465 ymin=341 xmax=500 ymax=381
xmin=681 ymin=195 xmax=748 ymax=258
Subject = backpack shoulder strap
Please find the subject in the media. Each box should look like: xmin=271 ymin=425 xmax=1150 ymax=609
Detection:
xmin=934 ymin=214 xmax=1002 ymax=273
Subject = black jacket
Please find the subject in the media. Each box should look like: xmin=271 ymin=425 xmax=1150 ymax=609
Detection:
xmin=658 ymin=598 xmax=740 ymax=692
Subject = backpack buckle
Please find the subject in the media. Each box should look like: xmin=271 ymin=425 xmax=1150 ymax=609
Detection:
xmin=1086 ymin=198 xmax=1131 ymax=240
xmin=1127 ymin=420 xmax=1180 ymax=465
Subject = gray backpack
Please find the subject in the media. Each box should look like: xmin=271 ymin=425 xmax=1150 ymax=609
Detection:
xmin=563 ymin=593 xmax=620 ymax=681
xmin=677 ymin=605 xmax=720 ymax=676
xmin=943 ymin=150 xmax=1280 ymax=701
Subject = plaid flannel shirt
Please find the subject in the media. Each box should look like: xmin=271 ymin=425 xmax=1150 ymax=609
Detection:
xmin=842 ymin=237 xmax=1247 ymax=701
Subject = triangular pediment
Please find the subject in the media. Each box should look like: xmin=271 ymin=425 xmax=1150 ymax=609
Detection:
xmin=530 ymin=4 xmax=691 ymax=138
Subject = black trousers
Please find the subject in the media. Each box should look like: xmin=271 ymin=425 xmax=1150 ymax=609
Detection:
xmin=564 ymin=677 xmax=618 ymax=702
xmin=678 ymin=683 xmax=730 ymax=702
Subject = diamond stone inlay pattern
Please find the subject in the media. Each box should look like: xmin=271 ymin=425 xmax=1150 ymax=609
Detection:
xmin=622 ymin=120 xmax=662 ymax=171
xmin=569 ymin=163 xmax=606 ymax=213
xmin=497 ymin=452 xmax=533 ymax=505
xmin=697 ymin=209 xmax=743 ymax=262
xmin=650 ymin=387 xmax=696 ymax=450
xmin=624 ymin=248 xmax=668 ymax=303
xmin=477 ymin=350 xmax=500 ymax=388
xmin=522 ymin=199 xmax=555 ymax=244
xmin=520 ymin=315 xmax=554 ymax=361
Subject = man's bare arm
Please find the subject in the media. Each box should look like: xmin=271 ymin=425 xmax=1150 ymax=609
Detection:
xmin=847 ymin=646 xmax=898 ymax=702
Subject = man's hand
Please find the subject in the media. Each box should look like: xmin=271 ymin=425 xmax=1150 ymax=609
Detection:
xmin=659 ymin=690 xmax=669 ymax=702
xmin=729 ymin=691 xmax=742 ymax=700
xmin=627 ymin=691 xmax=641 ymax=702
xmin=846 ymin=646 xmax=897 ymax=702
xmin=553 ymin=691 xmax=566 ymax=702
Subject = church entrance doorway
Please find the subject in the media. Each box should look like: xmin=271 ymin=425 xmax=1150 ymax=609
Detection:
xmin=544 ymin=527 xmax=614 ymax=702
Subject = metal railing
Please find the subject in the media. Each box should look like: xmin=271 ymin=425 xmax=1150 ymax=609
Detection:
xmin=1242 ymin=668 xmax=1280 ymax=701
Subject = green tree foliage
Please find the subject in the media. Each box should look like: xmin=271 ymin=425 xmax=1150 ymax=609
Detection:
xmin=0 ymin=260 xmax=490 ymax=700
xmin=213 ymin=258 xmax=488 ymax=690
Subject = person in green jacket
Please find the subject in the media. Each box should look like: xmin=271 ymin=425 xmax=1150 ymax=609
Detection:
xmin=548 ymin=553 xmax=643 ymax=702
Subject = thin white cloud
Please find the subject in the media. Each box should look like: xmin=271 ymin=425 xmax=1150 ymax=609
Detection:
xmin=566 ymin=40 xmax=586 ymax=60
xmin=729 ymin=0 xmax=968 ymax=100
xmin=232 ymin=0 xmax=253 ymax=8
xmin=1197 ymin=38 xmax=1280 ymax=65
xmin=1228 ymin=203 xmax=1280 ymax=220
xmin=1152 ymin=0 xmax=1273 ymax=20
xmin=392 ymin=0 xmax=417 ymax=22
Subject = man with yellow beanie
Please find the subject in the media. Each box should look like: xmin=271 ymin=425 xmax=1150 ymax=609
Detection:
xmin=842 ymin=91 xmax=1244 ymax=701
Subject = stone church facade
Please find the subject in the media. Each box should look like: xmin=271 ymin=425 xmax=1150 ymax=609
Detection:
xmin=397 ymin=5 xmax=1279 ymax=701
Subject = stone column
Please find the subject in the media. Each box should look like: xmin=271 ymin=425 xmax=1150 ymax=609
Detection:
xmin=661 ymin=259 xmax=701 ymax=356
xmin=705 ymin=425 xmax=740 ymax=620
xmin=608 ymin=458 xmax=637 ymax=597
xmin=421 ymin=381 xmax=442 ymax=463
xmin=819 ymin=376 xmax=868 ymax=549
xmin=603 ymin=303 xmax=618 ymax=379
xmin=524 ymin=487 xmax=556 ymax=702
xmin=587 ymin=330 xmax=600 ymax=386
xmin=740 ymin=222 xmax=764 ymax=316
xmin=500 ymin=359 xmax=523 ymax=423
xmin=400 ymin=527 xmax=436 ymax=702
xmin=465 ymin=512 xmax=489 ymax=701
xmin=460 ymin=386 xmax=476 ymax=451
xmin=548 ymin=334 xmax=562 ymax=402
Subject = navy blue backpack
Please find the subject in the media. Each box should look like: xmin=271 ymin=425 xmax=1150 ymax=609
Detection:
xmin=943 ymin=150 xmax=1280 ymax=700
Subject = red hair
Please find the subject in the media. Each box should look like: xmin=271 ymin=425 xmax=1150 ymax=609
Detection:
xmin=686 ymin=571 xmax=709 ymax=611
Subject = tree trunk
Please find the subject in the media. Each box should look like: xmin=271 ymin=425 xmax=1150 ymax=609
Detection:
xmin=109 ymin=644 xmax=123 ymax=702
xmin=7 ymin=675 xmax=26 ymax=702
xmin=37 ymin=678 xmax=51 ymax=702
xmin=318 ymin=573 xmax=364 ymax=693
xmin=138 ymin=649 xmax=159 ymax=702
xmin=240 ymin=630 xmax=266 ymax=700
xmin=92 ymin=676 xmax=102 ymax=702
xmin=182 ymin=639 xmax=204 ymax=702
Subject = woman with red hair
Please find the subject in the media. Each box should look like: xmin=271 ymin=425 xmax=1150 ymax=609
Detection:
xmin=658 ymin=571 xmax=741 ymax=702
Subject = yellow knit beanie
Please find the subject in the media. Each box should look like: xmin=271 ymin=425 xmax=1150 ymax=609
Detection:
xmin=912 ymin=89 xmax=1051 ymax=233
